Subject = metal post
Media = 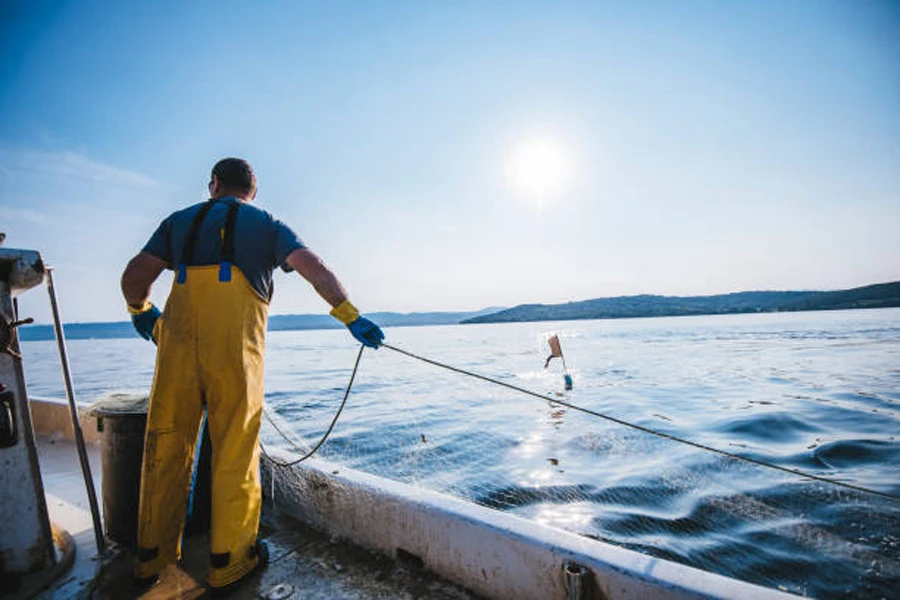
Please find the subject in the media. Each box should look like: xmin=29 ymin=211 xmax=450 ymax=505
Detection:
xmin=0 ymin=252 xmax=55 ymax=576
xmin=45 ymin=267 xmax=105 ymax=554
xmin=564 ymin=562 xmax=586 ymax=600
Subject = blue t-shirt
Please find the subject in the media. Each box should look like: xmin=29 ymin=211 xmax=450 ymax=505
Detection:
xmin=142 ymin=197 xmax=306 ymax=302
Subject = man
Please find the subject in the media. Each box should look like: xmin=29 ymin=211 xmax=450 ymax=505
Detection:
xmin=121 ymin=158 xmax=384 ymax=594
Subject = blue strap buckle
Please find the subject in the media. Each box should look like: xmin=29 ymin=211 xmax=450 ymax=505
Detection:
xmin=218 ymin=261 xmax=232 ymax=282
xmin=177 ymin=264 xmax=187 ymax=284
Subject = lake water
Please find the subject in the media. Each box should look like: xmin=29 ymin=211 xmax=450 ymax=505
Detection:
xmin=21 ymin=308 xmax=900 ymax=598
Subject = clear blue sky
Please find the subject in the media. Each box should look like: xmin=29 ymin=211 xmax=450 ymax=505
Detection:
xmin=2 ymin=0 xmax=898 ymax=323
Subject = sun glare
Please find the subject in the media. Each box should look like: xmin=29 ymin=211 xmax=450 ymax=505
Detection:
xmin=507 ymin=137 xmax=573 ymax=206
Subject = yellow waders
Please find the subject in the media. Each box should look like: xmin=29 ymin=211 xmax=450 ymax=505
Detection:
xmin=135 ymin=204 xmax=268 ymax=589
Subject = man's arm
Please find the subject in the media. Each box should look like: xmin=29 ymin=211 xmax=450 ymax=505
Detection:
xmin=285 ymin=248 xmax=384 ymax=348
xmin=121 ymin=252 xmax=167 ymax=308
xmin=284 ymin=248 xmax=349 ymax=308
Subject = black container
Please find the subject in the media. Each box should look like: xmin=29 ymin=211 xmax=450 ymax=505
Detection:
xmin=95 ymin=410 xmax=211 ymax=545
xmin=95 ymin=409 xmax=146 ymax=545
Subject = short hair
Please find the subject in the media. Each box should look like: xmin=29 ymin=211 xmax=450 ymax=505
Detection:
xmin=211 ymin=158 xmax=256 ymax=196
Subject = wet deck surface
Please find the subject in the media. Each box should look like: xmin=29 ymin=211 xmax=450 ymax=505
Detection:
xmin=32 ymin=436 xmax=479 ymax=600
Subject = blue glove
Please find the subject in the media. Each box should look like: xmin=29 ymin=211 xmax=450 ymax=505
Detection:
xmin=348 ymin=317 xmax=384 ymax=349
xmin=129 ymin=302 xmax=161 ymax=343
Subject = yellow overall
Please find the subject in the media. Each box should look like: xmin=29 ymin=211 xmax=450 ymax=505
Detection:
xmin=135 ymin=202 xmax=268 ymax=589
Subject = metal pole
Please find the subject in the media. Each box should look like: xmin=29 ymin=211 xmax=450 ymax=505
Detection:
xmin=564 ymin=562 xmax=586 ymax=600
xmin=45 ymin=267 xmax=105 ymax=554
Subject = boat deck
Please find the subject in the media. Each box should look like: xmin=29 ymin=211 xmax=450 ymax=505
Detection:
xmin=32 ymin=435 xmax=478 ymax=599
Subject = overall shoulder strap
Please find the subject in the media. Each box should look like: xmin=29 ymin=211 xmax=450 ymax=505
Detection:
xmin=218 ymin=201 xmax=241 ymax=282
xmin=177 ymin=200 xmax=219 ymax=284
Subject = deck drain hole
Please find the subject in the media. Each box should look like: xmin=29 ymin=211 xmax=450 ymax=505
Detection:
xmin=261 ymin=582 xmax=294 ymax=599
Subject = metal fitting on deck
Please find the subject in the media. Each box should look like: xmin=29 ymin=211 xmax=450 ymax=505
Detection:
xmin=564 ymin=562 xmax=587 ymax=600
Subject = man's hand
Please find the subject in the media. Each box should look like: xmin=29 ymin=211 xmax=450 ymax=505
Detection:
xmin=129 ymin=302 xmax=161 ymax=343
xmin=348 ymin=316 xmax=384 ymax=349
xmin=329 ymin=300 xmax=384 ymax=348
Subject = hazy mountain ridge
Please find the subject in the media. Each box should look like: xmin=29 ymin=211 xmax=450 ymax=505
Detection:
xmin=462 ymin=281 xmax=900 ymax=324
xmin=17 ymin=281 xmax=900 ymax=341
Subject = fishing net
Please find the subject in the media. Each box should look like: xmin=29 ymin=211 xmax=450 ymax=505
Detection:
xmin=88 ymin=392 xmax=149 ymax=415
xmin=260 ymin=320 xmax=900 ymax=599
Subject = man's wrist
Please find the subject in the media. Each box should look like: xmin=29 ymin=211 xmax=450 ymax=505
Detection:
xmin=330 ymin=300 xmax=360 ymax=325
xmin=127 ymin=300 xmax=154 ymax=315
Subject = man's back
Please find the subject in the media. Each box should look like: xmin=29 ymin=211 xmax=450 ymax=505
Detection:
xmin=143 ymin=198 xmax=305 ymax=302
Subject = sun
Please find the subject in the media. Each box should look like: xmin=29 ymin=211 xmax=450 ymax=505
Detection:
xmin=506 ymin=137 xmax=573 ymax=205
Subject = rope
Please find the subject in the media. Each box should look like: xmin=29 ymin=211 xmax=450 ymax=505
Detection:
xmin=379 ymin=343 xmax=900 ymax=502
xmin=259 ymin=339 xmax=899 ymax=502
xmin=262 ymin=344 xmax=364 ymax=467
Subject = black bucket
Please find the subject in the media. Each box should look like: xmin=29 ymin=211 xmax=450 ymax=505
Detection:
xmin=95 ymin=409 xmax=146 ymax=545
xmin=95 ymin=409 xmax=211 ymax=545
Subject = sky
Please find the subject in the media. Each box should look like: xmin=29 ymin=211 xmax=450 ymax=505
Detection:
xmin=1 ymin=0 xmax=898 ymax=324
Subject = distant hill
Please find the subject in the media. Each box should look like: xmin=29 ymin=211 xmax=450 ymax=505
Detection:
xmin=462 ymin=281 xmax=900 ymax=324
xmin=18 ymin=321 xmax=137 ymax=342
xmin=18 ymin=307 xmax=505 ymax=342
xmin=18 ymin=280 xmax=900 ymax=341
